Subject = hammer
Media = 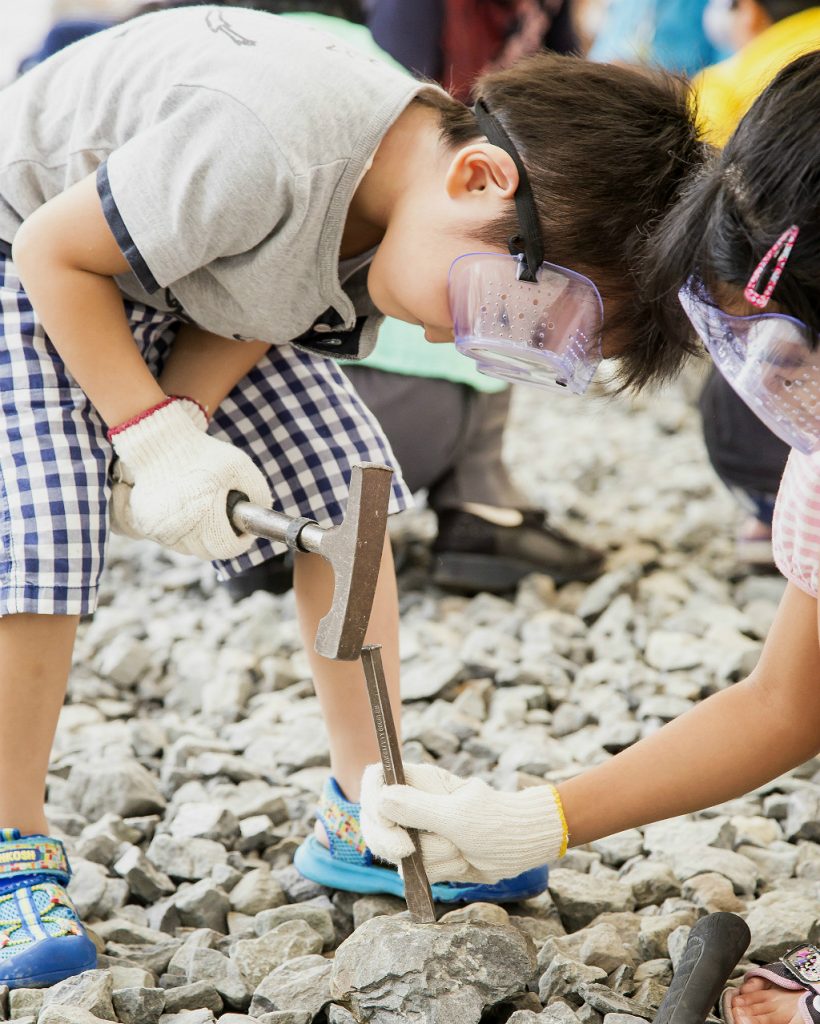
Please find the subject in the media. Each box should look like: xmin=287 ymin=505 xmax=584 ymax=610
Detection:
xmin=227 ymin=462 xmax=393 ymax=660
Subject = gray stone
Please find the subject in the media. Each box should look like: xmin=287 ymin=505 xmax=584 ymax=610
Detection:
xmin=639 ymin=911 xmax=698 ymax=961
xmin=681 ymin=874 xmax=745 ymax=914
xmin=113 ymin=845 xmax=176 ymax=903
xmin=39 ymin=1010 xmax=112 ymax=1024
xmin=619 ymin=862 xmax=680 ymax=909
xmin=401 ymin=656 xmax=463 ymax=701
xmin=257 ymin=1014 xmax=312 ymax=1024
xmin=146 ymin=835 xmax=228 ymax=882
xmin=162 ymin=982 xmax=223 ymax=1015
xmin=327 ymin=1007 xmax=357 ymax=1024
xmin=668 ymin=927 xmax=692 ymax=972
xmin=352 ymin=894 xmax=407 ymax=929
xmin=108 ymin=965 xmax=156 ymax=990
xmin=158 ymin=1012 xmax=215 ymax=1024
xmin=438 ymin=903 xmax=510 ymax=928
xmin=538 ymin=954 xmax=608 ymax=1003
xmin=9 ymin=989 xmax=44 ymax=1019
xmin=41 ymin=970 xmax=116 ymax=1021
xmin=783 ymin=790 xmax=820 ymax=842
xmin=229 ymin=869 xmax=287 ymax=917
xmin=746 ymin=893 xmax=820 ymax=961
xmin=249 ymin=955 xmax=332 ymax=1019
xmin=667 ymin=847 xmax=759 ymax=895
xmin=254 ymin=905 xmax=335 ymax=949
xmin=548 ymin=868 xmax=635 ymax=930
xmin=111 ymin=987 xmax=166 ymax=1024
xmin=66 ymin=761 xmax=165 ymax=820
xmin=169 ymin=803 xmax=240 ymax=844
xmin=230 ymin=920 xmax=324 ymax=988
xmin=105 ymin=941 xmax=182 ymax=978
xmin=577 ymin=984 xmax=653 ymax=1021
xmin=590 ymin=831 xmax=644 ymax=868
xmin=165 ymin=946 xmax=250 ymax=1011
xmin=174 ymin=880 xmax=231 ymax=932
xmin=330 ymin=916 xmax=536 ymax=1023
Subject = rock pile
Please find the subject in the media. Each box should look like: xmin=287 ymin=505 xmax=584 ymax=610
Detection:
xmin=32 ymin=381 xmax=818 ymax=1023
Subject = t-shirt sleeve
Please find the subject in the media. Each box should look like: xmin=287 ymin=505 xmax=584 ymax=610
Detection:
xmin=98 ymin=85 xmax=293 ymax=293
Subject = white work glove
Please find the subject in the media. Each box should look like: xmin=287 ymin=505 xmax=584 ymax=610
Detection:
xmin=108 ymin=396 xmax=272 ymax=560
xmin=360 ymin=762 xmax=568 ymax=884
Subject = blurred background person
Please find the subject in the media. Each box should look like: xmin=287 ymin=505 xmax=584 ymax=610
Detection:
xmin=694 ymin=0 xmax=820 ymax=567
xmin=587 ymin=0 xmax=728 ymax=74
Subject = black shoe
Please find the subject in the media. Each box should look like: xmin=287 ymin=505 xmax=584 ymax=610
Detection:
xmin=224 ymin=552 xmax=294 ymax=600
xmin=432 ymin=509 xmax=604 ymax=595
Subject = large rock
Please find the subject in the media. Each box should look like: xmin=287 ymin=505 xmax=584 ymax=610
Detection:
xmin=548 ymin=869 xmax=635 ymax=930
xmin=330 ymin=915 xmax=536 ymax=1023
xmin=66 ymin=761 xmax=165 ymax=820
xmin=254 ymin=905 xmax=336 ymax=949
xmin=746 ymin=893 xmax=820 ymax=961
xmin=250 ymin=955 xmax=333 ymax=1019
xmin=41 ymin=970 xmax=117 ymax=1021
xmin=231 ymin=920 xmax=324 ymax=988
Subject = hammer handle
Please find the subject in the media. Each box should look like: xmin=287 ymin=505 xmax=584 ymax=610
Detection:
xmin=227 ymin=491 xmax=323 ymax=554
xmin=653 ymin=913 xmax=751 ymax=1024
xmin=361 ymin=644 xmax=437 ymax=924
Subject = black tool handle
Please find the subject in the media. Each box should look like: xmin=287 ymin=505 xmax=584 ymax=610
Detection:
xmin=653 ymin=913 xmax=751 ymax=1024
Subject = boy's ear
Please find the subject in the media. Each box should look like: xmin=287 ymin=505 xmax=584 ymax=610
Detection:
xmin=445 ymin=144 xmax=519 ymax=201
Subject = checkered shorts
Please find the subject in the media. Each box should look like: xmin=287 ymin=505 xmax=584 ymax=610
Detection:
xmin=0 ymin=253 xmax=411 ymax=616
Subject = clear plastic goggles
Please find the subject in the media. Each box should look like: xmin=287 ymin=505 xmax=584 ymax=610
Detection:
xmin=449 ymin=252 xmax=604 ymax=394
xmin=679 ymin=276 xmax=820 ymax=454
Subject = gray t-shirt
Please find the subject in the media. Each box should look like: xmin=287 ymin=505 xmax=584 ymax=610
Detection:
xmin=0 ymin=7 xmax=439 ymax=358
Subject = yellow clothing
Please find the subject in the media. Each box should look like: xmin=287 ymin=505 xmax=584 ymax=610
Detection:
xmin=694 ymin=7 xmax=820 ymax=146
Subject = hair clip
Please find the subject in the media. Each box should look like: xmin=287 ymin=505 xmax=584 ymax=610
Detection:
xmin=744 ymin=224 xmax=800 ymax=309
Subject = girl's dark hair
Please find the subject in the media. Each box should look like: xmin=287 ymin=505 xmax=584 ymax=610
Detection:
xmin=759 ymin=1 xmax=818 ymax=21
xmin=419 ymin=53 xmax=707 ymax=391
xmin=645 ymin=50 xmax=820 ymax=360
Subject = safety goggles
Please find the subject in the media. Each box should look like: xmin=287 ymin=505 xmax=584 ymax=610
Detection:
xmin=448 ymin=101 xmax=604 ymax=394
xmin=449 ymin=252 xmax=604 ymax=394
xmin=679 ymin=275 xmax=820 ymax=454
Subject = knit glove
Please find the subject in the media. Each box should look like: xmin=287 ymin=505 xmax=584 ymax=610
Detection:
xmin=360 ymin=762 xmax=568 ymax=884
xmin=108 ymin=397 xmax=272 ymax=560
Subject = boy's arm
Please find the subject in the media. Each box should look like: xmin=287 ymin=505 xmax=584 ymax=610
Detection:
xmin=11 ymin=173 xmax=167 ymax=427
xmin=158 ymin=327 xmax=270 ymax=417
xmin=558 ymin=579 xmax=820 ymax=844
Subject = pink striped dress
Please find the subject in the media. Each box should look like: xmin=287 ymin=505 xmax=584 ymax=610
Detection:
xmin=772 ymin=450 xmax=820 ymax=598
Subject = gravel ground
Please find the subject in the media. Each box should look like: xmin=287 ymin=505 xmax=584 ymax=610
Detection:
xmin=34 ymin=373 xmax=820 ymax=1024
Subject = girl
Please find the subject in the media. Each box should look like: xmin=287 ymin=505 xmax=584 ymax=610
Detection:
xmin=363 ymin=50 xmax=820 ymax=1024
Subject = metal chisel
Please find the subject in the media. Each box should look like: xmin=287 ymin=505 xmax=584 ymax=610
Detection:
xmin=361 ymin=643 xmax=436 ymax=924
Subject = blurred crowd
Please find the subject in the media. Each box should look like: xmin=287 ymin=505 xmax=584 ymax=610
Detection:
xmin=2 ymin=0 xmax=819 ymax=592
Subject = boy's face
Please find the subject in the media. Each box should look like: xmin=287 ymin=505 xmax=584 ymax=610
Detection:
xmin=363 ymin=140 xmax=519 ymax=343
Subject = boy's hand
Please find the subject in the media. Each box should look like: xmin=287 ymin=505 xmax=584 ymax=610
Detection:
xmin=108 ymin=397 xmax=271 ymax=559
xmin=360 ymin=762 xmax=568 ymax=884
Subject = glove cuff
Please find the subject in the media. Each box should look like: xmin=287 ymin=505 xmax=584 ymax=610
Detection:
xmin=108 ymin=395 xmax=209 ymax=439
xmin=510 ymin=784 xmax=569 ymax=864
xmin=108 ymin=397 xmax=209 ymax=471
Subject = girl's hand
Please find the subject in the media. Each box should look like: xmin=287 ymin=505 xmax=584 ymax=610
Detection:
xmin=108 ymin=396 xmax=271 ymax=559
xmin=360 ymin=762 xmax=568 ymax=884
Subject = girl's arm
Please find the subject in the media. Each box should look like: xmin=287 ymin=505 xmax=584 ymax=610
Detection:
xmin=558 ymin=580 xmax=820 ymax=845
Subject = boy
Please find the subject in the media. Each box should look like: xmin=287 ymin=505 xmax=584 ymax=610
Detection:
xmin=0 ymin=5 xmax=703 ymax=986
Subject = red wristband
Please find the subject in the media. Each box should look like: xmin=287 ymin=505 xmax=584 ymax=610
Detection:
xmin=107 ymin=396 xmax=177 ymax=440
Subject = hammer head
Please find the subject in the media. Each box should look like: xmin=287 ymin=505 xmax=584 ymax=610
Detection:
xmin=313 ymin=463 xmax=393 ymax=660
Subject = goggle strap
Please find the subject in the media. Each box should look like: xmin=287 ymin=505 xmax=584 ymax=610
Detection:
xmin=473 ymin=100 xmax=545 ymax=282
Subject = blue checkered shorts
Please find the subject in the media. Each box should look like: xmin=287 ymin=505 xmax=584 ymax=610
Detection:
xmin=0 ymin=253 xmax=411 ymax=616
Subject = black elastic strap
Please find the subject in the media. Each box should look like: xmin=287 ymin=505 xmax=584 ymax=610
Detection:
xmin=473 ymin=99 xmax=544 ymax=282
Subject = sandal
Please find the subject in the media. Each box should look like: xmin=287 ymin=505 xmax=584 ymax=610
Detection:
xmin=293 ymin=777 xmax=550 ymax=904
xmin=722 ymin=944 xmax=820 ymax=1024
xmin=0 ymin=828 xmax=96 ymax=988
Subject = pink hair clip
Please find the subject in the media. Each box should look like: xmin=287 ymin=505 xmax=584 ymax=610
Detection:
xmin=744 ymin=224 xmax=800 ymax=310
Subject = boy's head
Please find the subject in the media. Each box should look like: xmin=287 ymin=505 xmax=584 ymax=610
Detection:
xmin=365 ymin=53 xmax=706 ymax=391
xmin=646 ymin=50 xmax=820 ymax=350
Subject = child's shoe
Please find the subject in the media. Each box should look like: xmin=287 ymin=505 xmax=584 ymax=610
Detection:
xmin=293 ymin=777 xmax=549 ymax=903
xmin=0 ymin=829 xmax=96 ymax=988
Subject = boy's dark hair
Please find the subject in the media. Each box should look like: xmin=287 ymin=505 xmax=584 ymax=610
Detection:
xmin=758 ymin=1 xmax=817 ymax=22
xmin=419 ymin=54 xmax=707 ymax=391
xmin=645 ymin=51 xmax=820 ymax=356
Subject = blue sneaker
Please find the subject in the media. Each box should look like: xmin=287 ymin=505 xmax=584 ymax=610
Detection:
xmin=0 ymin=829 xmax=96 ymax=988
xmin=294 ymin=778 xmax=549 ymax=904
